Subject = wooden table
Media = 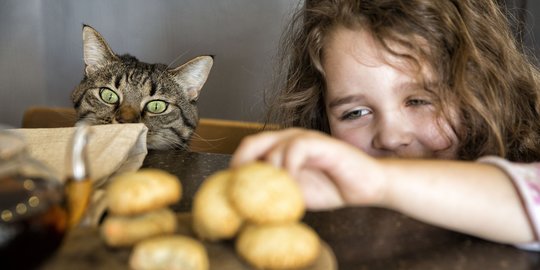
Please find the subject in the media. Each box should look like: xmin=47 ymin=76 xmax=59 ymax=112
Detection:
xmin=43 ymin=150 xmax=540 ymax=269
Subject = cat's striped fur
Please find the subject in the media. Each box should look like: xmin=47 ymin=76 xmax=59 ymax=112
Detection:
xmin=71 ymin=25 xmax=213 ymax=150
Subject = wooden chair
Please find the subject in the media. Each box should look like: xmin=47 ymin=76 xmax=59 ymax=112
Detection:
xmin=21 ymin=106 xmax=271 ymax=154
xmin=21 ymin=107 xmax=78 ymax=129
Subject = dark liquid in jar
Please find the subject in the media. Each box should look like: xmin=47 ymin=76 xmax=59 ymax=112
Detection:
xmin=0 ymin=175 xmax=68 ymax=269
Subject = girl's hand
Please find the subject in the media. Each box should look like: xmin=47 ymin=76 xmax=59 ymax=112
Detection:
xmin=231 ymin=128 xmax=388 ymax=210
xmin=231 ymin=129 xmax=535 ymax=244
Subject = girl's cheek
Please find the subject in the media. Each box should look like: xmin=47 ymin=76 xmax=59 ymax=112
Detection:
xmin=423 ymin=120 xmax=460 ymax=158
xmin=331 ymin=127 xmax=371 ymax=152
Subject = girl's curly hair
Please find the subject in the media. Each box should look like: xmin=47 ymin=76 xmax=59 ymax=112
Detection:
xmin=266 ymin=0 xmax=540 ymax=162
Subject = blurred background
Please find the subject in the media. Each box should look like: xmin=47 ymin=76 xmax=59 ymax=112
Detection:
xmin=0 ymin=0 xmax=539 ymax=128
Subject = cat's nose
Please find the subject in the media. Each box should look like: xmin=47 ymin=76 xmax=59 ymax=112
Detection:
xmin=116 ymin=106 xmax=140 ymax=123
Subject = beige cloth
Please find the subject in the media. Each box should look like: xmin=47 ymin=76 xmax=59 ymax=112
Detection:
xmin=12 ymin=123 xmax=148 ymax=226
xmin=16 ymin=123 xmax=148 ymax=185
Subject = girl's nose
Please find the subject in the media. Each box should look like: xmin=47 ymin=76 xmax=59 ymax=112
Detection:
xmin=371 ymin=116 xmax=414 ymax=153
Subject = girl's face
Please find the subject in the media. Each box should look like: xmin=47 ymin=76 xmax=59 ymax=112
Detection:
xmin=322 ymin=26 xmax=459 ymax=159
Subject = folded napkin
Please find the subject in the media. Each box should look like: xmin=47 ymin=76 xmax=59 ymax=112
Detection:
xmin=16 ymin=123 xmax=148 ymax=185
xmin=12 ymin=123 xmax=148 ymax=226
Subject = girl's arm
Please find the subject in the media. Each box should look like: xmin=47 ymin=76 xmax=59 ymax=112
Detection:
xmin=231 ymin=128 xmax=536 ymax=244
xmin=380 ymin=159 xmax=534 ymax=244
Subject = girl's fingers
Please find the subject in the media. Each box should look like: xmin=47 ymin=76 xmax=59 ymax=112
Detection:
xmin=282 ymin=136 xmax=311 ymax=177
xmin=283 ymin=131 xmax=336 ymax=177
xmin=296 ymin=169 xmax=345 ymax=209
xmin=265 ymin=142 xmax=287 ymax=169
xmin=230 ymin=129 xmax=301 ymax=167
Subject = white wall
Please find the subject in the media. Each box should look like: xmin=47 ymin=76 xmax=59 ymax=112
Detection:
xmin=0 ymin=0 xmax=300 ymax=127
xmin=1 ymin=0 xmax=539 ymax=128
xmin=526 ymin=0 xmax=540 ymax=61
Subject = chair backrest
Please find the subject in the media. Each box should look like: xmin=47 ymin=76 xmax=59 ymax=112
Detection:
xmin=21 ymin=107 xmax=78 ymax=129
xmin=189 ymin=118 xmax=270 ymax=154
xmin=21 ymin=106 xmax=270 ymax=154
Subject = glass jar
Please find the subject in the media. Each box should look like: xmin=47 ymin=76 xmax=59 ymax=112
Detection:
xmin=0 ymin=129 xmax=67 ymax=269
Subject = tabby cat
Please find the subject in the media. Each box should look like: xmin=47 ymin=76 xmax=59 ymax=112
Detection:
xmin=71 ymin=25 xmax=213 ymax=150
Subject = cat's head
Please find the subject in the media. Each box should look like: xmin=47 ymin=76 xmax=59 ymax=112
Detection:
xmin=72 ymin=25 xmax=213 ymax=150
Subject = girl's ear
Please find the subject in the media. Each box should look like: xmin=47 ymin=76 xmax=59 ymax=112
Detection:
xmin=82 ymin=24 xmax=118 ymax=75
xmin=169 ymin=56 xmax=214 ymax=102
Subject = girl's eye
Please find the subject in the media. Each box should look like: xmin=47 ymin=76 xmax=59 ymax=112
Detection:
xmin=406 ymin=99 xmax=431 ymax=106
xmin=145 ymin=100 xmax=168 ymax=114
xmin=341 ymin=108 xmax=371 ymax=120
xmin=99 ymin=88 xmax=119 ymax=104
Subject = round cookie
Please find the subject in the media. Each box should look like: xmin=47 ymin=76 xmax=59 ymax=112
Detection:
xmin=101 ymin=208 xmax=177 ymax=247
xmin=130 ymin=235 xmax=209 ymax=270
xmin=229 ymin=162 xmax=305 ymax=224
xmin=236 ymin=222 xmax=321 ymax=270
xmin=192 ymin=170 xmax=243 ymax=241
xmin=107 ymin=169 xmax=182 ymax=215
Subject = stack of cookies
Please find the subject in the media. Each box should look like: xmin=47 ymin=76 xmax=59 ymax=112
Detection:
xmin=100 ymin=168 xmax=210 ymax=270
xmin=193 ymin=162 xmax=321 ymax=270
xmin=100 ymin=169 xmax=182 ymax=247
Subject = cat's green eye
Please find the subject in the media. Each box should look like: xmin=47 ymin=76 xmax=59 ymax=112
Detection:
xmin=99 ymin=88 xmax=119 ymax=104
xmin=146 ymin=100 xmax=168 ymax=114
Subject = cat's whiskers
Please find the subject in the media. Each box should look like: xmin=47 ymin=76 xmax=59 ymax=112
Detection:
xmin=148 ymin=130 xmax=189 ymax=151
xmin=166 ymin=51 xmax=190 ymax=70
xmin=187 ymin=131 xmax=231 ymax=152
xmin=189 ymin=131 xmax=227 ymax=143
xmin=156 ymin=50 xmax=190 ymax=82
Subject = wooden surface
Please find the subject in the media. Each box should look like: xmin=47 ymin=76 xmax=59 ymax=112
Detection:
xmin=42 ymin=213 xmax=336 ymax=270
xmin=33 ymin=151 xmax=540 ymax=269
xmin=140 ymin=151 xmax=540 ymax=270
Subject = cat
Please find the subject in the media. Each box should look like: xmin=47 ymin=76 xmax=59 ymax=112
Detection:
xmin=71 ymin=24 xmax=213 ymax=150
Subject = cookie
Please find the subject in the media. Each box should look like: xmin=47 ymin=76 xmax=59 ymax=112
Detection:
xmin=101 ymin=208 xmax=177 ymax=247
xmin=129 ymin=235 xmax=209 ymax=270
xmin=192 ymin=170 xmax=244 ymax=241
xmin=236 ymin=222 xmax=321 ymax=270
xmin=106 ymin=169 xmax=182 ymax=215
xmin=229 ymin=162 xmax=305 ymax=224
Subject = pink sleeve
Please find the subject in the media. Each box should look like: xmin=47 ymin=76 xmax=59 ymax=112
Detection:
xmin=478 ymin=156 xmax=540 ymax=251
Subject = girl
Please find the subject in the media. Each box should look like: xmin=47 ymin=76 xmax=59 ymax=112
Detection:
xmin=231 ymin=0 xmax=540 ymax=249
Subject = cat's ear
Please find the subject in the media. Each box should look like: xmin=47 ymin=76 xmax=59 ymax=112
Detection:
xmin=169 ymin=56 xmax=214 ymax=101
xmin=82 ymin=25 xmax=118 ymax=74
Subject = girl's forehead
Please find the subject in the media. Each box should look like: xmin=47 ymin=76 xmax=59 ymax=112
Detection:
xmin=322 ymin=25 xmax=436 ymax=86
